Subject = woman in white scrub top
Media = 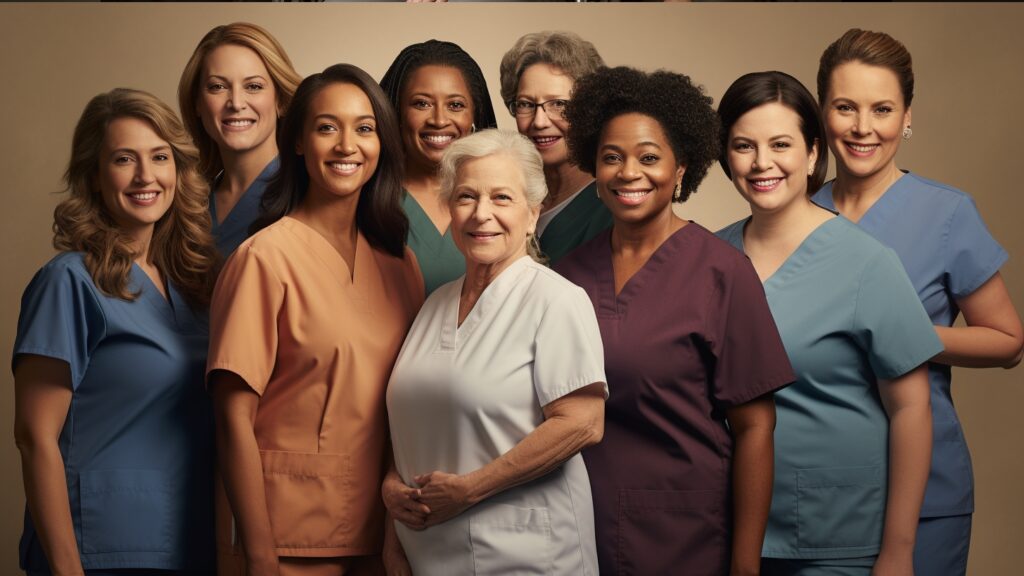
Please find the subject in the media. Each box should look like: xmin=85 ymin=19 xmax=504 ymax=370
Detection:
xmin=384 ymin=129 xmax=607 ymax=575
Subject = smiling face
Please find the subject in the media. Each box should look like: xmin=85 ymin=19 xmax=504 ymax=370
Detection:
xmin=450 ymin=153 xmax=540 ymax=274
xmin=399 ymin=65 xmax=475 ymax=171
xmin=513 ymin=63 xmax=574 ymax=168
xmin=824 ymin=61 xmax=910 ymax=184
xmin=727 ymin=102 xmax=818 ymax=216
xmin=196 ymin=44 xmax=279 ymax=161
xmin=596 ymin=113 xmax=684 ymax=227
xmin=297 ymin=82 xmax=380 ymax=203
xmin=98 ymin=117 xmax=176 ymax=239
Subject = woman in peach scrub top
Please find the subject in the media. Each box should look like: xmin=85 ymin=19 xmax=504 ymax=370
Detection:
xmin=207 ymin=64 xmax=422 ymax=576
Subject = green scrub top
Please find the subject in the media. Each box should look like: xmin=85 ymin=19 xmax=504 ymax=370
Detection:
xmin=402 ymin=191 xmax=465 ymax=296
xmin=717 ymin=216 xmax=943 ymax=560
xmin=538 ymin=182 xmax=613 ymax=264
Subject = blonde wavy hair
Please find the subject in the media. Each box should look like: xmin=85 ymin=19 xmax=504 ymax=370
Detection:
xmin=55 ymin=88 xmax=218 ymax=309
xmin=177 ymin=22 xmax=302 ymax=181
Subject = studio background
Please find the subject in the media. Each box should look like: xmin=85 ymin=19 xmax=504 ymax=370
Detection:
xmin=1 ymin=2 xmax=1020 ymax=573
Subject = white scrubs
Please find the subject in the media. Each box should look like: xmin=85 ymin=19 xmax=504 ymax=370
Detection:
xmin=387 ymin=255 xmax=607 ymax=575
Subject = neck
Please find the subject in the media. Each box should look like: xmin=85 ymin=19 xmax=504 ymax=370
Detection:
xmin=542 ymin=162 xmax=593 ymax=213
xmin=832 ymin=161 xmax=903 ymax=209
xmin=462 ymin=252 xmax=526 ymax=299
xmin=403 ymin=159 xmax=440 ymax=195
xmin=611 ymin=206 xmax=683 ymax=256
xmin=218 ymin=140 xmax=278 ymax=196
xmin=292 ymin=186 xmax=359 ymax=245
xmin=127 ymin=224 xmax=156 ymax=266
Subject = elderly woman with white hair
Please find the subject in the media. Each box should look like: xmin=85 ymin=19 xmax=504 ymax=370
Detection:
xmin=382 ymin=129 xmax=607 ymax=575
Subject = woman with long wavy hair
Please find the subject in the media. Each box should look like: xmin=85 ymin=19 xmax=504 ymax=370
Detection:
xmin=13 ymin=88 xmax=219 ymax=575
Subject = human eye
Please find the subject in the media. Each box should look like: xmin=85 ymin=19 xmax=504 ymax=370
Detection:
xmin=835 ymin=103 xmax=854 ymax=113
xmin=316 ymin=123 xmax=338 ymax=134
xmin=493 ymin=192 xmax=514 ymax=203
xmin=874 ymin=105 xmax=894 ymax=115
xmin=356 ymin=123 xmax=376 ymax=134
xmin=550 ymin=99 xmax=569 ymax=112
xmin=732 ymin=141 xmax=753 ymax=152
xmin=153 ymin=152 xmax=171 ymax=162
xmin=245 ymin=81 xmax=265 ymax=92
xmin=448 ymin=100 xmax=467 ymax=112
xmin=113 ymin=154 xmax=134 ymax=165
xmin=601 ymin=153 xmax=622 ymax=164
xmin=640 ymin=153 xmax=660 ymax=164
xmin=515 ymin=100 xmax=535 ymax=112
xmin=771 ymin=141 xmax=791 ymax=150
xmin=411 ymin=99 xmax=432 ymax=110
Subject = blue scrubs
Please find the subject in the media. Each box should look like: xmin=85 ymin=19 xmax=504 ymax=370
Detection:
xmin=814 ymin=173 xmax=1006 ymax=573
xmin=13 ymin=253 xmax=215 ymax=573
xmin=210 ymin=157 xmax=279 ymax=256
xmin=718 ymin=216 xmax=942 ymax=565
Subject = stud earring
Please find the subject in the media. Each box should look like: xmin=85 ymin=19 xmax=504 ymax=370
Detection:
xmin=902 ymin=126 xmax=913 ymax=140
xmin=672 ymin=182 xmax=682 ymax=202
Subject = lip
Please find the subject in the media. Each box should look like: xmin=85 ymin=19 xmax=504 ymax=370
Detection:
xmin=326 ymin=161 xmax=361 ymax=176
xmin=843 ymin=141 xmax=880 ymax=157
xmin=530 ymin=135 xmax=562 ymax=150
xmin=610 ymin=187 xmax=652 ymax=206
xmin=221 ymin=117 xmax=257 ymax=132
xmin=124 ymin=190 xmax=161 ymax=206
xmin=467 ymin=231 xmax=501 ymax=242
xmin=748 ymin=178 xmax=782 ymax=193
xmin=420 ymin=132 xmax=457 ymax=150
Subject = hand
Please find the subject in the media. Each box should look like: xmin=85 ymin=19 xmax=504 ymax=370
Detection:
xmin=382 ymin=470 xmax=429 ymax=530
xmin=383 ymin=522 xmax=413 ymax=576
xmin=872 ymin=548 xmax=914 ymax=576
xmin=414 ymin=471 xmax=474 ymax=528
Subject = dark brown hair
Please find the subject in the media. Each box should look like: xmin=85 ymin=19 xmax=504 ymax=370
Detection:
xmin=817 ymin=28 xmax=914 ymax=107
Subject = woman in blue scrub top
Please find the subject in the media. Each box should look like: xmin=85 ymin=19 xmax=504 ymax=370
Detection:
xmin=813 ymin=29 xmax=1024 ymax=575
xmin=717 ymin=71 xmax=941 ymax=575
xmin=12 ymin=88 xmax=219 ymax=575
xmin=178 ymin=22 xmax=302 ymax=256
xmin=380 ymin=40 xmax=498 ymax=294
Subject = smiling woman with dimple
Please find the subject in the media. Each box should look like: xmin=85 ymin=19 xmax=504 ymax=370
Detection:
xmin=556 ymin=66 xmax=794 ymax=576
xmin=380 ymin=40 xmax=498 ymax=295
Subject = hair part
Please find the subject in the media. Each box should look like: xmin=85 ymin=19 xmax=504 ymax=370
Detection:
xmin=817 ymin=28 xmax=914 ymax=107
xmin=252 ymin=63 xmax=409 ymax=259
xmin=55 ymin=88 xmax=218 ymax=309
xmin=718 ymin=71 xmax=829 ymax=195
xmin=177 ymin=22 xmax=302 ymax=181
xmin=498 ymin=31 xmax=606 ymax=105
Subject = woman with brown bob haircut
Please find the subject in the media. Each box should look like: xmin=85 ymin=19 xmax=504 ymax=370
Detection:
xmin=13 ymin=88 xmax=219 ymax=575
xmin=178 ymin=22 xmax=302 ymax=256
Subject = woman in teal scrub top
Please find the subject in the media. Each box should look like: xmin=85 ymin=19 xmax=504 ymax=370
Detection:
xmin=380 ymin=40 xmax=498 ymax=294
xmin=499 ymin=31 xmax=613 ymax=264
xmin=812 ymin=29 xmax=1024 ymax=575
xmin=716 ymin=71 xmax=940 ymax=575
xmin=178 ymin=22 xmax=302 ymax=256
xmin=13 ymin=88 xmax=219 ymax=575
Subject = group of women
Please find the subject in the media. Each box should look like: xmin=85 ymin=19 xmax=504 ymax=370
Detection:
xmin=11 ymin=20 xmax=1022 ymax=576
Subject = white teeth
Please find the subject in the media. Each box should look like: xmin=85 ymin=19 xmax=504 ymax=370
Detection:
xmin=224 ymin=119 xmax=254 ymax=127
xmin=615 ymin=190 xmax=648 ymax=198
xmin=129 ymin=192 xmax=157 ymax=200
xmin=848 ymin=143 xmax=877 ymax=153
xmin=329 ymin=162 xmax=358 ymax=171
xmin=423 ymin=134 xmax=453 ymax=144
xmin=753 ymin=178 xmax=781 ymax=188
xmin=534 ymin=137 xmax=558 ymax=144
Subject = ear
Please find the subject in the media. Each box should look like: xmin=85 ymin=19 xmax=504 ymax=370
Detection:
xmin=528 ymin=203 xmax=541 ymax=236
xmin=904 ymin=106 xmax=912 ymax=129
xmin=808 ymin=138 xmax=820 ymax=169
xmin=675 ymin=164 xmax=686 ymax=187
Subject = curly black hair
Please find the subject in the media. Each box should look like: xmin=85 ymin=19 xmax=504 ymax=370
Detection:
xmin=565 ymin=66 xmax=720 ymax=202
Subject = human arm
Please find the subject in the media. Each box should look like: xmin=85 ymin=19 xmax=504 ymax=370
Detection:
xmin=413 ymin=382 xmax=606 ymax=527
xmin=873 ymin=364 xmax=932 ymax=576
xmin=726 ymin=394 xmax=776 ymax=576
xmin=209 ymin=370 xmax=280 ymax=576
xmin=381 ymin=457 xmax=429 ymax=530
xmin=933 ymin=273 xmax=1024 ymax=368
xmin=13 ymin=355 xmax=84 ymax=576
xmin=382 ymin=511 xmax=413 ymax=576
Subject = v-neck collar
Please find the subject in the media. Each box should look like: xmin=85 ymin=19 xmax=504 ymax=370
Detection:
xmin=541 ymin=182 xmax=601 ymax=243
xmin=439 ymin=255 xmax=532 ymax=351
xmin=403 ymin=190 xmax=452 ymax=250
xmin=734 ymin=216 xmax=843 ymax=290
xmin=210 ymin=157 xmax=279 ymax=227
xmin=131 ymin=263 xmax=185 ymax=327
xmin=816 ymin=170 xmax=911 ymax=231
xmin=280 ymin=216 xmax=375 ymax=304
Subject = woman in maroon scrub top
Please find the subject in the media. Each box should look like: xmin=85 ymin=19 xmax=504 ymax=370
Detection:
xmin=556 ymin=67 xmax=795 ymax=575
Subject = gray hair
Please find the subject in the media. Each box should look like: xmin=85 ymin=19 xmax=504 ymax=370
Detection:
xmin=499 ymin=31 xmax=606 ymax=105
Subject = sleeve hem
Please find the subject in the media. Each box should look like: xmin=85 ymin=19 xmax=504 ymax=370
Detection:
xmin=715 ymin=370 xmax=795 ymax=409
xmin=537 ymin=372 xmax=608 ymax=407
xmin=950 ymin=248 xmax=1008 ymax=299
xmin=873 ymin=341 xmax=945 ymax=381
xmin=205 ymin=362 xmax=268 ymax=396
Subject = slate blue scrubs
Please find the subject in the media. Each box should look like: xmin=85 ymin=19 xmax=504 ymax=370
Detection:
xmin=13 ymin=253 xmax=215 ymax=574
xmin=814 ymin=172 xmax=1007 ymax=573
xmin=718 ymin=216 xmax=943 ymax=567
xmin=210 ymin=157 xmax=279 ymax=257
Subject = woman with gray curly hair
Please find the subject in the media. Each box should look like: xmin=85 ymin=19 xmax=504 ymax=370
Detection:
xmin=383 ymin=129 xmax=607 ymax=575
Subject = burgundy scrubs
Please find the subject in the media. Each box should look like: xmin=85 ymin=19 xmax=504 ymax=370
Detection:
xmin=556 ymin=224 xmax=794 ymax=575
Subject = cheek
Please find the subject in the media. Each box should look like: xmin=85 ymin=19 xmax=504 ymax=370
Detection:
xmin=514 ymin=115 xmax=532 ymax=134
xmin=550 ymin=117 xmax=569 ymax=137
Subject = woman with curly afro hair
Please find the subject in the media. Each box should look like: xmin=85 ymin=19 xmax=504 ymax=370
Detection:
xmin=555 ymin=66 xmax=795 ymax=575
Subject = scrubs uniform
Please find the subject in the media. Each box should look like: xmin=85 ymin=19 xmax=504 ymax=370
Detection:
xmin=718 ymin=216 xmax=944 ymax=569
xmin=209 ymin=157 xmax=279 ymax=256
xmin=387 ymin=256 xmax=606 ymax=575
xmin=402 ymin=190 xmax=464 ymax=296
xmin=207 ymin=216 xmax=423 ymax=572
xmin=814 ymin=173 xmax=1006 ymax=575
xmin=537 ymin=182 xmax=613 ymax=265
xmin=13 ymin=252 xmax=215 ymax=574
xmin=556 ymin=224 xmax=795 ymax=575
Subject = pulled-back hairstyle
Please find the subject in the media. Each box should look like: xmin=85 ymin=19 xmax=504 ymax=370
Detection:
xmin=499 ymin=31 xmax=606 ymax=105
xmin=252 ymin=64 xmax=408 ymax=259
xmin=380 ymin=40 xmax=498 ymax=137
xmin=718 ymin=71 xmax=829 ymax=195
xmin=177 ymin=22 xmax=302 ymax=181
xmin=565 ymin=66 xmax=720 ymax=203
xmin=438 ymin=129 xmax=547 ymax=263
xmin=55 ymin=88 xmax=218 ymax=309
xmin=817 ymin=28 xmax=914 ymax=107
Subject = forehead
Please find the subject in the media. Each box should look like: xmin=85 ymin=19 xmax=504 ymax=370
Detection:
xmin=517 ymin=63 xmax=574 ymax=96
xmin=308 ymin=82 xmax=374 ymax=117
xmin=456 ymin=153 xmax=526 ymax=189
xmin=103 ymin=117 xmax=167 ymax=150
xmin=732 ymin=102 xmax=803 ymax=136
xmin=203 ymin=43 xmax=270 ymax=77
xmin=403 ymin=65 xmax=471 ymax=96
xmin=829 ymin=61 xmax=902 ymax=101
xmin=601 ymin=112 xmax=671 ymax=148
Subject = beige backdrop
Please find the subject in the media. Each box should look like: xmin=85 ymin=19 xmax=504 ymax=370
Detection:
xmin=1 ymin=2 xmax=1021 ymax=574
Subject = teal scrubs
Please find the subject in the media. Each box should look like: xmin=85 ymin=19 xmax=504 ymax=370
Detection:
xmin=538 ymin=182 xmax=613 ymax=264
xmin=717 ymin=216 xmax=943 ymax=561
xmin=13 ymin=252 xmax=215 ymax=573
xmin=210 ymin=157 xmax=279 ymax=257
xmin=402 ymin=191 xmax=465 ymax=295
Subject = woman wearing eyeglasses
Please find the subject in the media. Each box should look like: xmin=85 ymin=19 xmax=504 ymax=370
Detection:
xmin=499 ymin=31 xmax=613 ymax=264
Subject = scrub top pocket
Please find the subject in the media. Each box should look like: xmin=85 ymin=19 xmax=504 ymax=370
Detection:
xmin=260 ymin=450 xmax=351 ymax=551
xmin=79 ymin=469 xmax=174 ymax=554
xmin=796 ymin=466 xmax=884 ymax=551
xmin=616 ymin=488 xmax=726 ymax=575
xmin=469 ymin=503 xmax=553 ymax=575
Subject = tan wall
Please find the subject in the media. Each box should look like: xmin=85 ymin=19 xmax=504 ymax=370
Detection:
xmin=1 ymin=3 xmax=1020 ymax=573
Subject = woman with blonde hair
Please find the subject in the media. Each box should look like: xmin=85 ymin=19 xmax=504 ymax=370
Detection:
xmin=13 ymin=88 xmax=219 ymax=575
xmin=178 ymin=22 xmax=302 ymax=255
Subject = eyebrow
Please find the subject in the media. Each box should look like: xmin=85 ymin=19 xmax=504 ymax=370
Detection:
xmin=830 ymin=96 xmax=897 ymax=107
xmin=206 ymin=74 xmax=268 ymax=82
xmin=109 ymin=145 xmax=171 ymax=155
xmin=313 ymin=114 xmax=377 ymax=122
xmin=600 ymin=141 xmax=664 ymax=151
xmin=409 ymin=92 xmax=468 ymax=99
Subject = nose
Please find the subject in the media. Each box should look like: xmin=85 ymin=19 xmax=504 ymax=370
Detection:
xmin=853 ymin=112 xmax=871 ymax=136
xmin=134 ymin=158 xmax=155 ymax=185
xmin=334 ymin=131 xmax=357 ymax=155
xmin=472 ymin=197 xmax=493 ymax=222
xmin=752 ymin=147 xmax=772 ymax=171
xmin=531 ymin=106 xmax=551 ymax=129
xmin=227 ymin=88 xmax=245 ymax=112
xmin=428 ymin=104 xmax=450 ymax=127
xmin=618 ymin=156 xmax=641 ymax=181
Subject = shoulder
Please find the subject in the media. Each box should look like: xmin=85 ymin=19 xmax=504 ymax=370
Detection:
xmin=27 ymin=252 xmax=95 ymax=291
xmin=687 ymin=222 xmax=754 ymax=272
xmin=553 ymin=228 xmax=609 ymax=279
xmin=520 ymin=259 xmax=591 ymax=311
xmin=900 ymin=172 xmax=977 ymax=213
xmin=714 ymin=218 xmax=748 ymax=249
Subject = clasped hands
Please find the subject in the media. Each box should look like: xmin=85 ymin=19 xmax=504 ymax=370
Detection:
xmin=383 ymin=469 xmax=474 ymax=530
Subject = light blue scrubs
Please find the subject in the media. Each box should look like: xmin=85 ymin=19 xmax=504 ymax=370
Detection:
xmin=718 ymin=216 xmax=943 ymax=563
xmin=13 ymin=252 xmax=215 ymax=574
xmin=210 ymin=157 xmax=279 ymax=256
xmin=402 ymin=191 xmax=465 ymax=296
xmin=814 ymin=172 xmax=1006 ymax=573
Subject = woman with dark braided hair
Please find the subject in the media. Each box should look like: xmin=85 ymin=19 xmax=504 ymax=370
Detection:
xmin=380 ymin=40 xmax=498 ymax=295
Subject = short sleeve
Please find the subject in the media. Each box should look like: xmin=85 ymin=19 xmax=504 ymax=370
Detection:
xmin=706 ymin=256 xmax=794 ymax=408
xmin=12 ymin=258 xmax=106 ymax=390
xmin=946 ymin=195 xmax=1008 ymax=298
xmin=853 ymin=248 xmax=945 ymax=379
xmin=206 ymin=245 xmax=285 ymax=395
xmin=532 ymin=285 xmax=608 ymax=406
